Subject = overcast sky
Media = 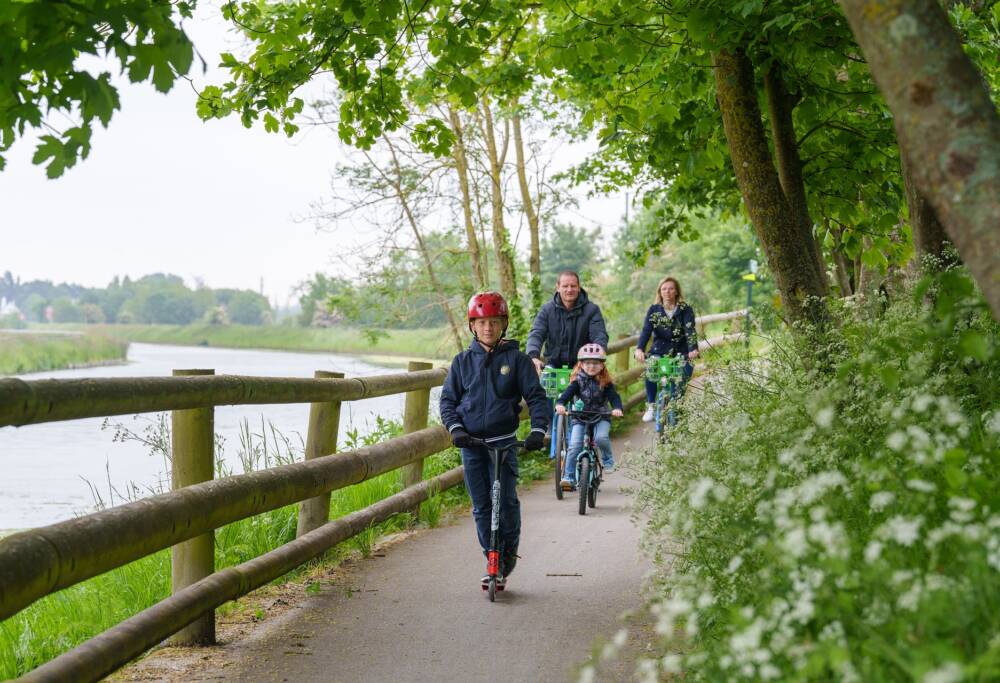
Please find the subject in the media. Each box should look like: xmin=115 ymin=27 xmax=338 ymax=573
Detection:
xmin=1 ymin=2 xmax=625 ymax=307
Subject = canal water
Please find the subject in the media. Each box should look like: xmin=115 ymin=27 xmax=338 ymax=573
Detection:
xmin=0 ymin=343 xmax=439 ymax=531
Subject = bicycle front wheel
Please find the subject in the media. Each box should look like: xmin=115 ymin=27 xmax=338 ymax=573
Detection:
xmin=578 ymin=457 xmax=590 ymax=516
xmin=553 ymin=414 xmax=566 ymax=499
xmin=654 ymin=393 xmax=668 ymax=443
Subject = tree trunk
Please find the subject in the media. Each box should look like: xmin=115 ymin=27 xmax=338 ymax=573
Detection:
xmin=826 ymin=221 xmax=854 ymax=297
xmin=764 ymin=62 xmax=829 ymax=296
xmin=381 ymin=139 xmax=465 ymax=353
xmin=512 ymin=107 xmax=544 ymax=314
xmin=900 ymin=152 xmax=959 ymax=269
xmin=448 ymin=107 xmax=487 ymax=290
xmin=838 ymin=0 xmax=1000 ymax=318
xmin=713 ymin=48 xmax=829 ymax=327
xmin=479 ymin=94 xmax=526 ymax=336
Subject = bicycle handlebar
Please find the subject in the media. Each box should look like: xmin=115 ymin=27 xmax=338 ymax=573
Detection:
xmin=465 ymin=438 xmax=526 ymax=450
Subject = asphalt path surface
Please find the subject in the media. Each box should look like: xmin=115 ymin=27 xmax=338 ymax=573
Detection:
xmin=206 ymin=423 xmax=655 ymax=683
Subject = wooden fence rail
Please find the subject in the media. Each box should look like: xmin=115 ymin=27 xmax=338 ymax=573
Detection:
xmin=1 ymin=309 xmax=745 ymax=682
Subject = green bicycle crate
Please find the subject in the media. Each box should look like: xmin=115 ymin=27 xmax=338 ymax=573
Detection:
xmin=540 ymin=365 xmax=572 ymax=398
xmin=645 ymin=355 xmax=685 ymax=383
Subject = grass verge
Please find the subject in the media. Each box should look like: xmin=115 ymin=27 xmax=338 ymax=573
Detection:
xmin=52 ymin=324 xmax=456 ymax=362
xmin=0 ymin=332 xmax=128 ymax=375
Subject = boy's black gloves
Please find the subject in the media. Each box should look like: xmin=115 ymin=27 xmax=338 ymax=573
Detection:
xmin=523 ymin=430 xmax=545 ymax=452
xmin=450 ymin=429 xmax=473 ymax=448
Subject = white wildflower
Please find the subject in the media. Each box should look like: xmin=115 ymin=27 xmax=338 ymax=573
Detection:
xmin=985 ymin=410 xmax=1000 ymax=435
xmin=578 ymin=665 xmax=596 ymax=683
xmin=726 ymin=555 xmax=744 ymax=574
xmin=689 ymin=477 xmax=715 ymax=510
xmin=864 ymin=540 xmax=883 ymax=563
xmin=814 ymin=406 xmax=835 ymax=429
xmin=906 ymin=479 xmax=936 ymax=493
xmin=949 ymin=497 xmax=976 ymax=513
xmin=879 ymin=516 xmax=923 ymax=546
xmin=635 ymin=658 xmax=658 ymax=683
xmin=661 ymin=654 xmax=683 ymax=674
xmin=759 ymin=663 xmax=782 ymax=680
xmin=782 ymin=526 xmax=808 ymax=558
xmin=913 ymin=394 xmax=933 ymax=412
xmin=886 ymin=431 xmax=907 ymax=451
xmin=870 ymin=491 xmax=895 ymax=512
xmin=898 ymin=581 xmax=923 ymax=611
xmin=922 ymin=661 xmax=964 ymax=683
xmin=907 ymin=424 xmax=931 ymax=449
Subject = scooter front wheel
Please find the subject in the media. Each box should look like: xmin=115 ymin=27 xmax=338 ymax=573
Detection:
xmin=488 ymin=577 xmax=496 ymax=602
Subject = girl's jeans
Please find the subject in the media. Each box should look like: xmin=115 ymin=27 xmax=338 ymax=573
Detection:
xmin=644 ymin=359 xmax=694 ymax=403
xmin=563 ymin=419 xmax=613 ymax=482
xmin=461 ymin=440 xmax=520 ymax=553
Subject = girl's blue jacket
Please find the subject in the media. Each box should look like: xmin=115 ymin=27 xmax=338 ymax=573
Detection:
xmin=636 ymin=302 xmax=698 ymax=357
xmin=440 ymin=339 xmax=549 ymax=443
xmin=556 ymin=373 xmax=623 ymax=413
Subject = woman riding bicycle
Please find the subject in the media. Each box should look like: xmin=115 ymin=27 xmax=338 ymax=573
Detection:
xmin=633 ymin=277 xmax=699 ymax=422
xmin=554 ymin=344 xmax=623 ymax=489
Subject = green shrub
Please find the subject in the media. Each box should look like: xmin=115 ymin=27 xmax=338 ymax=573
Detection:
xmin=634 ymin=268 xmax=1000 ymax=681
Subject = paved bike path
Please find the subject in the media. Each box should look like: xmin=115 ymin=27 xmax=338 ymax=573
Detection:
xmin=200 ymin=424 xmax=654 ymax=683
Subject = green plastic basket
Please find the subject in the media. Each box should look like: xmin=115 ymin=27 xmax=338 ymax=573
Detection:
xmin=645 ymin=355 xmax=684 ymax=383
xmin=540 ymin=365 xmax=572 ymax=398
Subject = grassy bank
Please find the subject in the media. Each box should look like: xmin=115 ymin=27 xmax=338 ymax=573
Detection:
xmin=0 ymin=332 xmax=128 ymax=375
xmin=0 ymin=416 xmax=554 ymax=679
xmin=60 ymin=323 xmax=457 ymax=361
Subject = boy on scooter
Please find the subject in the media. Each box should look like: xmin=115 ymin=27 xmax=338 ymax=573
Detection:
xmin=440 ymin=291 xmax=549 ymax=588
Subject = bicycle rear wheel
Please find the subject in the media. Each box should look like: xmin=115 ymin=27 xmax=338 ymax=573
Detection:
xmin=578 ymin=457 xmax=590 ymax=516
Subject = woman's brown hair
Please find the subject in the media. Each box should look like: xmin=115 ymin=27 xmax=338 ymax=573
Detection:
xmin=654 ymin=276 xmax=684 ymax=306
xmin=571 ymin=360 xmax=614 ymax=388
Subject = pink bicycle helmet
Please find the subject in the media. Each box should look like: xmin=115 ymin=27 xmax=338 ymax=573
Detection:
xmin=577 ymin=343 xmax=607 ymax=361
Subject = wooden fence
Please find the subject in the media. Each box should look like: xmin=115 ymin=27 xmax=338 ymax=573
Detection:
xmin=0 ymin=311 xmax=745 ymax=682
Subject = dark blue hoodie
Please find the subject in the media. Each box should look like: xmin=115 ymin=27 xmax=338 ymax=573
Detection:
xmin=439 ymin=338 xmax=549 ymax=443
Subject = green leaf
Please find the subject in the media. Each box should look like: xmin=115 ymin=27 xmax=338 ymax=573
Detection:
xmin=959 ymin=330 xmax=989 ymax=362
xmin=263 ymin=112 xmax=280 ymax=133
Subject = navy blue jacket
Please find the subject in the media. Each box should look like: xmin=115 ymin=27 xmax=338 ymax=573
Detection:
xmin=439 ymin=339 xmax=549 ymax=442
xmin=556 ymin=372 xmax=623 ymax=413
xmin=636 ymin=302 xmax=698 ymax=358
xmin=526 ymin=289 xmax=609 ymax=368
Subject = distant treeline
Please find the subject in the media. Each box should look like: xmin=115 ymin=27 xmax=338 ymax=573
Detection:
xmin=1 ymin=272 xmax=271 ymax=326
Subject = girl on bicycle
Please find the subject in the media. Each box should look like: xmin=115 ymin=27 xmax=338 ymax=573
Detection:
xmin=634 ymin=276 xmax=699 ymax=422
xmin=555 ymin=344 xmax=624 ymax=489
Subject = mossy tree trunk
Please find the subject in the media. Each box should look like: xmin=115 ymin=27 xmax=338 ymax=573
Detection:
xmin=839 ymin=0 xmax=1000 ymax=318
xmin=713 ymin=48 xmax=829 ymax=327
xmin=764 ymin=62 xmax=829 ymax=296
xmin=900 ymin=152 xmax=959 ymax=269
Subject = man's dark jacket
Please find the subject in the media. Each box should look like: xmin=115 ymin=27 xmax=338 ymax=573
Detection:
xmin=439 ymin=339 xmax=549 ymax=443
xmin=525 ymin=289 xmax=609 ymax=368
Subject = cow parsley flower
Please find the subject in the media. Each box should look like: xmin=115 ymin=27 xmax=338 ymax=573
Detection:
xmin=870 ymin=491 xmax=895 ymax=512
xmin=880 ymin=516 xmax=922 ymax=546
xmin=921 ymin=661 xmax=963 ymax=683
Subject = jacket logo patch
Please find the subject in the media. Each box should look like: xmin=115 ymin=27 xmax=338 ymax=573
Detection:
xmin=500 ymin=365 xmax=511 ymax=375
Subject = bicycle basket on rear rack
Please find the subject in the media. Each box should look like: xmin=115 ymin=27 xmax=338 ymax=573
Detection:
xmin=540 ymin=366 xmax=572 ymax=398
xmin=645 ymin=355 xmax=684 ymax=383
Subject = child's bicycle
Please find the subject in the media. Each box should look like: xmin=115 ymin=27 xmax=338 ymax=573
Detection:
xmin=567 ymin=407 xmax=612 ymax=516
xmin=540 ymin=365 xmax=572 ymax=500
xmin=466 ymin=437 xmax=525 ymax=602
xmin=645 ymin=355 xmax=687 ymax=443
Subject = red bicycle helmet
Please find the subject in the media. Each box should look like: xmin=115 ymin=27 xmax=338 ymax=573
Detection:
xmin=467 ymin=291 xmax=509 ymax=320
xmin=578 ymin=343 xmax=607 ymax=361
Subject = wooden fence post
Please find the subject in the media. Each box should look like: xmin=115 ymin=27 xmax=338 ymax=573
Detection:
xmin=170 ymin=368 xmax=215 ymax=645
xmin=297 ymin=370 xmax=345 ymax=538
xmin=614 ymin=334 xmax=630 ymax=377
xmin=402 ymin=361 xmax=433 ymax=515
